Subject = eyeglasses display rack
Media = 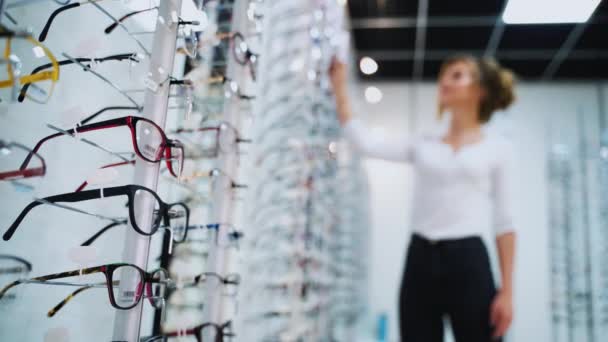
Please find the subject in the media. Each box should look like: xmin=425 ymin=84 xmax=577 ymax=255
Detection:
xmin=112 ymin=1 xmax=183 ymax=340
xmin=0 ymin=0 xmax=368 ymax=341
xmin=0 ymin=0 xmax=256 ymax=340
xmin=547 ymin=110 xmax=607 ymax=342
xmin=238 ymin=0 xmax=369 ymax=340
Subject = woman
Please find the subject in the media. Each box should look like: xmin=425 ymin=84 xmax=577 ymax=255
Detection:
xmin=329 ymin=55 xmax=517 ymax=342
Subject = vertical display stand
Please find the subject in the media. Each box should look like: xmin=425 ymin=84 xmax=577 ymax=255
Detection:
xmin=202 ymin=0 xmax=251 ymax=334
xmin=111 ymin=1 xmax=182 ymax=341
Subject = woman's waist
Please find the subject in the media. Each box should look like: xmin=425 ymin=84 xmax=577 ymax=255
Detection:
xmin=410 ymin=220 xmax=490 ymax=241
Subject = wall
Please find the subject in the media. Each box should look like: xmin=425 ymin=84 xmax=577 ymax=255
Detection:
xmin=350 ymin=80 xmax=608 ymax=342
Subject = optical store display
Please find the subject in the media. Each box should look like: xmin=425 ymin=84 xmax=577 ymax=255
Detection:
xmin=547 ymin=114 xmax=608 ymax=342
xmin=0 ymin=0 xmax=368 ymax=341
xmin=239 ymin=1 xmax=368 ymax=341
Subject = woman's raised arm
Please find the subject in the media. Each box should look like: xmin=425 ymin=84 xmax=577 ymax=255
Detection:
xmin=329 ymin=58 xmax=415 ymax=163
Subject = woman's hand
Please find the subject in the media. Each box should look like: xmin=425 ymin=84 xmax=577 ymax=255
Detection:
xmin=490 ymin=289 xmax=513 ymax=338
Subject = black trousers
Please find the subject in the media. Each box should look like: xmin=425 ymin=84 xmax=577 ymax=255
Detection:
xmin=399 ymin=234 xmax=500 ymax=342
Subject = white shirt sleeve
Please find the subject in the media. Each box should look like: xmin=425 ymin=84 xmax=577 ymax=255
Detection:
xmin=491 ymin=140 xmax=516 ymax=236
xmin=343 ymin=119 xmax=415 ymax=162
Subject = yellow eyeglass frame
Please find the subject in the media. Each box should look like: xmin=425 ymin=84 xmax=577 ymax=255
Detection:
xmin=0 ymin=30 xmax=59 ymax=103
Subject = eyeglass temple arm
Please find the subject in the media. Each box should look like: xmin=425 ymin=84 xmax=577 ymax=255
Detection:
xmin=47 ymin=279 xmax=120 ymax=317
xmin=0 ymin=265 xmax=106 ymax=299
xmin=18 ymin=59 xmax=75 ymax=102
xmin=231 ymin=181 xmax=247 ymax=188
xmin=3 ymin=186 xmax=129 ymax=241
xmin=89 ymin=2 xmax=151 ymax=56
xmin=0 ymin=254 xmax=33 ymax=272
xmin=39 ymin=3 xmax=81 ymax=42
xmin=105 ymin=7 xmax=159 ymax=34
xmin=62 ymin=52 xmax=142 ymax=107
xmin=193 ymin=271 xmax=219 ymax=284
xmin=172 ymin=127 xmax=218 ymax=134
xmin=75 ymin=159 xmax=136 ymax=192
xmin=79 ymin=105 xmax=141 ymax=126
xmin=81 ymin=220 xmax=128 ymax=246
xmin=19 ymin=132 xmax=61 ymax=170
xmin=0 ymin=147 xmax=46 ymax=181
xmin=0 ymin=280 xmax=24 ymax=299
xmin=19 ymin=117 xmax=129 ymax=170
xmin=47 ymin=284 xmax=93 ymax=317
xmin=19 ymin=53 xmax=139 ymax=102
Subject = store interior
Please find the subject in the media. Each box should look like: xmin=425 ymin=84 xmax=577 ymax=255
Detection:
xmin=0 ymin=0 xmax=607 ymax=342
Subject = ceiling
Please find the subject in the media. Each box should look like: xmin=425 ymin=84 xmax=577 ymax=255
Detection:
xmin=347 ymin=0 xmax=608 ymax=81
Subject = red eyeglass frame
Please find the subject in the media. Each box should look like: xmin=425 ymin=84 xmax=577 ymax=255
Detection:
xmin=20 ymin=116 xmax=184 ymax=178
xmin=0 ymin=141 xmax=46 ymax=181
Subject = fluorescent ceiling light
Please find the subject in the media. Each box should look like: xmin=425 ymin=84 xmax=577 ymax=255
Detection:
xmin=503 ymin=0 xmax=601 ymax=24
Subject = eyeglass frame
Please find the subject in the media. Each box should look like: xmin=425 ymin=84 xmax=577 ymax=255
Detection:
xmin=171 ymin=121 xmax=251 ymax=157
xmin=3 ymin=184 xmax=190 ymax=242
xmin=141 ymin=320 xmax=234 ymax=342
xmin=17 ymin=52 xmax=139 ymax=102
xmin=0 ymin=140 xmax=46 ymax=181
xmin=0 ymin=254 xmax=32 ymax=275
xmin=0 ymin=263 xmax=171 ymax=314
xmin=0 ymin=26 xmax=60 ymax=102
xmin=19 ymin=116 xmax=184 ymax=179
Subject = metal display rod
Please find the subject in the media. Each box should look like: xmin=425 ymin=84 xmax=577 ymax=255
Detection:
xmin=111 ymin=0 xmax=183 ymax=341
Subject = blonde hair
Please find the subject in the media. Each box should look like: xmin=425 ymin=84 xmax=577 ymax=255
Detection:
xmin=438 ymin=55 xmax=516 ymax=123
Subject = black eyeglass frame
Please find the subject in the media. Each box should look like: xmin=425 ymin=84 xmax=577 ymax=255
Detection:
xmin=0 ymin=254 xmax=32 ymax=274
xmin=3 ymin=184 xmax=190 ymax=242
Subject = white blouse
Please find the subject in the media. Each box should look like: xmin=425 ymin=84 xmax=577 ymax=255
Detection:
xmin=344 ymin=119 xmax=515 ymax=240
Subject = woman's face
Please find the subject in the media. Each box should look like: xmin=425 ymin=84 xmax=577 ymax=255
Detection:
xmin=438 ymin=60 xmax=483 ymax=112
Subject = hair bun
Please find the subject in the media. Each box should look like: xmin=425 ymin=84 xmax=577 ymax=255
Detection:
xmin=479 ymin=58 xmax=516 ymax=115
xmin=496 ymin=67 xmax=516 ymax=110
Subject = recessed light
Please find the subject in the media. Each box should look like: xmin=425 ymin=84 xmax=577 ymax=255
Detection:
xmin=365 ymin=86 xmax=383 ymax=104
xmin=360 ymin=57 xmax=378 ymax=75
xmin=503 ymin=0 xmax=601 ymax=24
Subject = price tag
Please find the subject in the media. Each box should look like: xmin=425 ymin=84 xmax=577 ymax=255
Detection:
xmin=86 ymin=167 xmax=120 ymax=187
xmin=68 ymin=246 xmax=99 ymax=268
xmin=32 ymin=46 xmax=46 ymax=58
xmin=143 ymin=77 xmax=159 ymax=92
xmin=44 ymin=327 xmax=70 ymax=342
